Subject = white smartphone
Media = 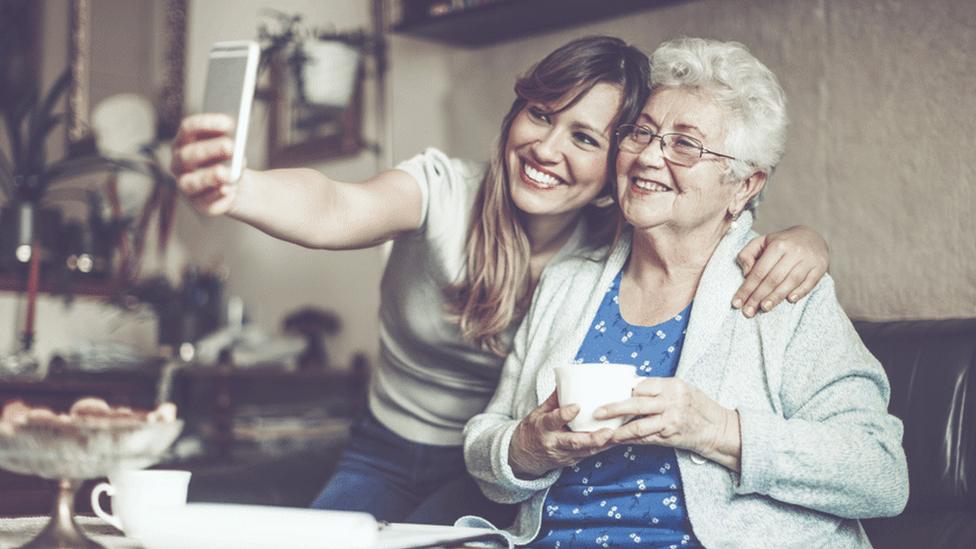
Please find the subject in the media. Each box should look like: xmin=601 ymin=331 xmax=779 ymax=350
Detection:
xmin=202 ymin=40 xmax=260 ymax=183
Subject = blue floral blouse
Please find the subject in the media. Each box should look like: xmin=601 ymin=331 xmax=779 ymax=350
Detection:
xmin=528 ymin=269 xmax=701 ymax=549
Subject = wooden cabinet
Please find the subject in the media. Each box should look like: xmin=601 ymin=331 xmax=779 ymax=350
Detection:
xmin=0 ymin=362 xmax=368 ymax=516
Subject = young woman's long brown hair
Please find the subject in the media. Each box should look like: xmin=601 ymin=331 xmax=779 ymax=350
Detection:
xmin=452 ymin=36 xmax=651 ymax=355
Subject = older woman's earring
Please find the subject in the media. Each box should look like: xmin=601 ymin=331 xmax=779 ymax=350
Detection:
xmin=728 ymin=210 xmax=741 ymax=232
xmin=591 ymin=194 xmax=615 ymax=208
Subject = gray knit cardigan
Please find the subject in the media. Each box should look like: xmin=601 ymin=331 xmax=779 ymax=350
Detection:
xmin=461 ymin=212 xmax=908 ymax=548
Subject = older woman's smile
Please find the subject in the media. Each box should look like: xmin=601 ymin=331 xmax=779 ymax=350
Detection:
xmin=630 ymin=176 xmax=672 ymax=193
xmin=615 ymin=87 xmax=753 ymax=237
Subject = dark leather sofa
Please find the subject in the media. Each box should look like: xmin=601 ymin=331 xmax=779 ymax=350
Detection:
xmin=856 ymin=318 xmax=976 ymax=549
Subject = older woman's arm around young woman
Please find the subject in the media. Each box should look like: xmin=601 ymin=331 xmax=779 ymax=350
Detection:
xmin=464 ymin=38 xmax=907 ymax=549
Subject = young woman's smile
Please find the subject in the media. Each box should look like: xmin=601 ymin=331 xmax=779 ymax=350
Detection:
xmin=519 ymin=160 xmax=564 ymax=190
xmin=506 ymin=82 xmax=623 ymax=222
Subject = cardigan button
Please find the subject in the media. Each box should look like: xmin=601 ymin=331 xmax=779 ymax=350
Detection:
xmin=690 ymin=453 xmax=707 ymax=464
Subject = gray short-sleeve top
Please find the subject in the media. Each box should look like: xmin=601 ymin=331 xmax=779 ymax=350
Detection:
xmin=370 ymin=148 xmax=588 ymax=445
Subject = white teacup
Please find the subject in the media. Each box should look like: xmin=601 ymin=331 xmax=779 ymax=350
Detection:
xmin=555 ymin=363 xmax=642 ymax=432
xmin=90 ymin=469 xmax=191 ymax=537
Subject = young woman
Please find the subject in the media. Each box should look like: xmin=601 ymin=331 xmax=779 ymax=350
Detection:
xmin=170 ymin=36 xmax=829 ymax=524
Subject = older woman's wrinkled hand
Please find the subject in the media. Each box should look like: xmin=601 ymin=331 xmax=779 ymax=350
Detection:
xmin=508 ymin=391 xmax=614 ymax=478
xmin=595 ymin=378 xmax=742 ymax=471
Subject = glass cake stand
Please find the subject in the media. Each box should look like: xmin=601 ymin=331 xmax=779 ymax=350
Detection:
xmin=0 ymin=418 xmax=183 ymax=549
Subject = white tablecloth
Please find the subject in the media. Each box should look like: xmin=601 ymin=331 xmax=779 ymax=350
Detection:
xmin=0 ymin=516 xmax=140 ymax=548
xmin=0 ymin=515 xmax=499 ymax=549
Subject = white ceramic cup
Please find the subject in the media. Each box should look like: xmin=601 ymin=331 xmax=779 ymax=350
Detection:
xmin=555 ymin=363 xmax=642 ymax=432
xmin=90 ymin=469 xmax=191 ymax=537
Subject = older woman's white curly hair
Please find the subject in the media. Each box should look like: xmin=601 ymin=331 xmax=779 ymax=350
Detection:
xmin=650 ymin=37 xmax=788 ymax=213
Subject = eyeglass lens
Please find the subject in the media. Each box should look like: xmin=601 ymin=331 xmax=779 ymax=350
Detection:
xmin=618 ymin=126 xmax=705 ymax=164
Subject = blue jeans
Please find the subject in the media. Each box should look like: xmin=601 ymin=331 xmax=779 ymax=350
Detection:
xmin=310 ymin=412 xmax=516 ymax=526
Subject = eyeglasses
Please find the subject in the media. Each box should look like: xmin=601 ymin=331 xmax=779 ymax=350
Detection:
xmin=614 ymin=124 xmax=736 ymax=166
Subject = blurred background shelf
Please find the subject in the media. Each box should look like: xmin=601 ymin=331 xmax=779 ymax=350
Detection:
xmin=0 ymin=359 xmax=369 ymax=516
xmin=391 ymin=0 xmax=664 ymax=47
xmin=0 ymin=274 xmax=118 ymax=297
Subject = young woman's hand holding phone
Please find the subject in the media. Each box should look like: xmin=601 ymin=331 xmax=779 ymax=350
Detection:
xmin=171 ymin=113 xmax=241 ymax=216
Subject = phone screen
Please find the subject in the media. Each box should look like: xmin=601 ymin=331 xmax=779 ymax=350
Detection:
xmin=202 ymin=42 xmax=259 ymax=183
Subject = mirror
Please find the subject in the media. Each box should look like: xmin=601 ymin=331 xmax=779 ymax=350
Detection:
xmin=0 ymin=0 xmax=185 ymax=294
xmin=66 ymin=0 xmax=187 ymax=152
xmin=65 ymin=0 xmax=186 ymax=286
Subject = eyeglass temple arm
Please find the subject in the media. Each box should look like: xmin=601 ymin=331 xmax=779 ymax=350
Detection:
xmin=703 ymin=149 xmax=736 ymax=160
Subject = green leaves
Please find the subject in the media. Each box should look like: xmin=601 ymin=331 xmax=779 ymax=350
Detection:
xmin=0 ymin=141 xmax=13 ymax=198
xmin=1 ymin=68 xmax=174 ymax=204
xmin=1 ymin=68 xmax=71 ymax=201
xmin=24 ymin=69 xmax=71 ymax=176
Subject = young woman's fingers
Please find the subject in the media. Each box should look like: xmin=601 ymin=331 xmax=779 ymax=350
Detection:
xmin=735 ymin=234 xmax=766 ymax=278
xmin=786 ymin=268 xmax=823 ymax=303
xmin=173 ymin=114 xmax=235 ymax=148
xmin=179 ymin=164 xmax=230 ymax=196
xmin=752 ymin=261 xmax=816 ymax=310
xmin=741 ymin=260 xmax=799 ymax=315
xmin=174 ymin=137 xmax=234 ymax=175
xmin=732 ymin=242 xmax=783 ymax=312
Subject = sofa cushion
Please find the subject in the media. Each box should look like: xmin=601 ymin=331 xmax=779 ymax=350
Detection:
xmin=854 ymin=319 xmax=976 ymax=512
xmin=862 ymin=510 xmax=976 ymax=548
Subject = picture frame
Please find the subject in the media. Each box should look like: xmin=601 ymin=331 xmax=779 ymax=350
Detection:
xmin=265 ymin=43 xmax=366 ymax=168
xmin=66 ymin=0 xmax=188 ymax=153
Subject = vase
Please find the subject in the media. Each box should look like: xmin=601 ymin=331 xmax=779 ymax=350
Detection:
xmin=300 ymin=40 xmax=361 ymax=109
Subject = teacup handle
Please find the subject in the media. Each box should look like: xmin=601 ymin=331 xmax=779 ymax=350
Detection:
xmin=90 ymin=482 xmax=123 ymax=530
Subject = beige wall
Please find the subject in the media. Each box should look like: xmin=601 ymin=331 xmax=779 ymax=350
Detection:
xmin=175 ymin=0 xmax=383 ymax=368
xmin=386 ymin=0 xmax=976 ymax=320
xmin=7 ymin=0 xmax=974 ymax=367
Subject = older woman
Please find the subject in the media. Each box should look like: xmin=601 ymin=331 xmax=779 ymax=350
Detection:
xmin=463 ymin=38 xmax=908 ymax=548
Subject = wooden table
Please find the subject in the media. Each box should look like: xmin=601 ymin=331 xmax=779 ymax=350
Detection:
xmin=0 ymin=516 xmax=495 ymax=548
xmin=0 ymin=516 xmax=139 ymax=548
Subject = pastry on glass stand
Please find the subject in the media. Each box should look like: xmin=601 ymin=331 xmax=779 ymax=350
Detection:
xmin=0 ymin=397 xmax=182 ymax=549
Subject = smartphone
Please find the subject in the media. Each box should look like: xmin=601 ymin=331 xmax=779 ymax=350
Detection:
xmin=202 ymin=40 xmax=260 ymax=183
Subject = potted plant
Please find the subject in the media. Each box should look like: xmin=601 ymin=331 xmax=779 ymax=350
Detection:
xmin=2 ymin=69 xmax=168 ymax=261
xmin=0 ymin=69 xmax=176 ymax=364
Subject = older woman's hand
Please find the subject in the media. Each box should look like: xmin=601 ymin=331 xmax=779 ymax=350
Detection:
xmin=595 ymin=378 xmax=742 ymax=471
xmin=732 ymin=225 xmax=830 ymax=318
xmin=508 ymin=391 xmax=614 ymax=478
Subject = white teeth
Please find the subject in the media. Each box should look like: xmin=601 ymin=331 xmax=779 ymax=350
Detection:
xmin=633 ymin=178 xmax=670 ymax=192
xmin=523 ymin=162 xmax=560 ymax=187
